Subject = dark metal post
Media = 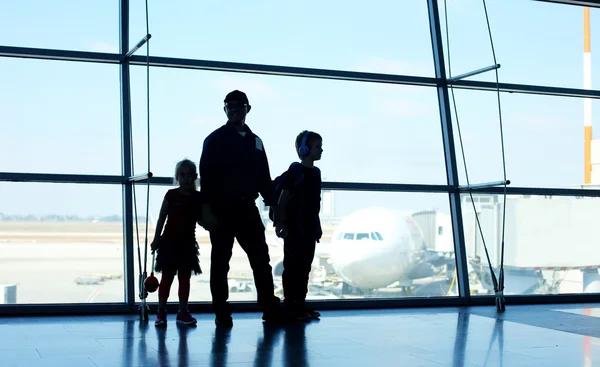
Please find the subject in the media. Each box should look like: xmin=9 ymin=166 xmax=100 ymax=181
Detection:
xmin=119 ymin=0 xmax=136 ymax=311
xmin=427 ymin=0 xmax=471 ymax=300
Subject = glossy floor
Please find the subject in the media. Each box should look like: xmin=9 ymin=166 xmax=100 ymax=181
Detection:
xmin=2 ymin=303 xmax=600 ymax=366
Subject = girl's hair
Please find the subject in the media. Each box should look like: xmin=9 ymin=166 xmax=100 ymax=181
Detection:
xmin=295 ymin=130 xmax=322 ymax=159
xmin=173 ymin=158 xmax=199 ymax=190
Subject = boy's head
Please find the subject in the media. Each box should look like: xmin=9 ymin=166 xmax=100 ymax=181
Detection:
xmin=295 ymin=130 xmax=323 ymax=161
xmin=224 ymin=90 xmax=251 ymax=124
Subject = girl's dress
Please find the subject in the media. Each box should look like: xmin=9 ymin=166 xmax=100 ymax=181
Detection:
xmin=154 ymin=188 xmax=203 ymax=275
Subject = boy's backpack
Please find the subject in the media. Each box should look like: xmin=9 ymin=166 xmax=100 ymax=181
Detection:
xmin=268 ymin=163 xmax=306 ymax=222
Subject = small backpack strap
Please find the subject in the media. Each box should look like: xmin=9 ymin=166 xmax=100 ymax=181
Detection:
xmin=289 ymin=162 xmax=304 ymax=187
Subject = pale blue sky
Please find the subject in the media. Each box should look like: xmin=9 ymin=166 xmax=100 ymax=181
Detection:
xmin=0 ymin=0 xmax=599 ymax=217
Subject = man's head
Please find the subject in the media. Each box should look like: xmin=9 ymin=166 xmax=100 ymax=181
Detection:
xmin=224 ymin=90 xmax=251 ymax=126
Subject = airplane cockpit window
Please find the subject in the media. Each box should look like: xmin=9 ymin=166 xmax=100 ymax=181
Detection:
xmin=356 ymin=233 xmax=370 ymax=240
xmin=370 ymin=232 xmax=383 ymax=241
xmin=338 ymin=232 xmax=384 ymax=241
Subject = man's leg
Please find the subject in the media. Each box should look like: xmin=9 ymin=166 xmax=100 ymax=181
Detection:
xmin=209 ymin=225 xmax=235 ymax=326
xmin=235 ymin=205 xmax=283 ymax=321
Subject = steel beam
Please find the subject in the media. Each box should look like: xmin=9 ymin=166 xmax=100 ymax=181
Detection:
xmin=451 ymin=79 xmax=600 ymax=99
xmin=2 ymin=44 xmax=600 ymax=100
xmin=0 ymin=45 xmax=120 ymax=63
xmin=428 ymin=0 xmax=471 ymax=300
xmin=0 ymin=172 xmax=123 ymax=184
xmin=4 ymin=293 xmax=600 ymax=317
xmin=127 ymin=172 xmax=153 ymax=182
xmin=119 ymin=0 xmax=136 ymax=310
xmin=459 ymin=180 xmax=511 ymax=191
xmin=129 ymin=55 xmax=438 ymax=86
xmin=448 ymin=64 xmax=500 ymax=83
xmin=125 ymin=34 xmax=151 ymax=59
xmin=456 ymin=185 xmax=600 ymax=197
xmin=533 ymin=0 xmax=600 ymax=7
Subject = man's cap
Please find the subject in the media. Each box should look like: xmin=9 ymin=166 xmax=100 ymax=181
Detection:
xmin=224 ymin=90 xmax=249 ymax=105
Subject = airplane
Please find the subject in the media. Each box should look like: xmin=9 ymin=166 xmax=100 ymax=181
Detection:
xmin=268 ymin=206 xmax=459 ymax=297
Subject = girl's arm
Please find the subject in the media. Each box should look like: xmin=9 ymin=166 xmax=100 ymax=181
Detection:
xmin=151 ymin=198 xmax=169 ymax=251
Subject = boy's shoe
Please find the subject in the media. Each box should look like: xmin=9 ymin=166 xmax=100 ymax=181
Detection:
xmin=176 ymin=310 xmax=197 ymax=326
xmin=301 ymin=303 xmax=320 ymax=319
xmin=284 ymin=301 xmax=313 ymax=321
xmin=262 ymin=301 xmax=287 ymax=324
xmin=155 ymin=311 xmax=167 ymax=327
xmin=215 ymin=313 xmax=233 ymax=328
xmin=305 ymin=308 xmax=321 ymax=319
xmin=262 ymin=309 xmax=287 ymax=323
xmin=288 ymin=309 xmax=312 ymax=321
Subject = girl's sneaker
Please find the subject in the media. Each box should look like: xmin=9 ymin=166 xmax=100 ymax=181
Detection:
xmin=155 ymin=311 xmax=167 ymax=327
xmin=176 ymin=310 xmax=197 ymax=326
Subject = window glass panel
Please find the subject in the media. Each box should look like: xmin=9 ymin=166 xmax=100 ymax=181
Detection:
xmin=0 ymin=58 xmax=121 ymax=175
xmin=133 ymin=187 xmax=456 ymax=302
xmin=463 ymin=193 xmax=600 ymax=296
xmin=130 ymin=1 xmax=433 ymax=76
xmin=449 ymin=89 xmax=600 ymax=188
xmin=439 ymin=0 xmax=600 ymax=89
xmin=130 ymin=66 xmax=446 ymax=184
xmin=0 ymin=183 xmax=124 ymax=304
xmin=0 ymin=1 xmax=118 ymax=52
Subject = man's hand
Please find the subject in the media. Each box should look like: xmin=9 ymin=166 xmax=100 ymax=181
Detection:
xmin=272 ymin=205 xmax=286 ymax=222
xmin=275 ymin=221 xmax=289 ymax=239
xmin=200 ymin=204 xmax=218 ymax=231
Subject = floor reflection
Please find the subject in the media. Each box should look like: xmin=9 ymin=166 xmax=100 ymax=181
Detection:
xmin=4 ymin=305 xmax=599 ymax=367
xmin=253 ymin=323 xmax=284 ymax=367
xmin=482 ymin=318 xmax=505 ymax=367
xmin=283 ymin=321 xmax=312 ymax=367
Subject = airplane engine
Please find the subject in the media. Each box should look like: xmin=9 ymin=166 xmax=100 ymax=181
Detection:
xmin=328 ymin=207 xmax=425 ymax=289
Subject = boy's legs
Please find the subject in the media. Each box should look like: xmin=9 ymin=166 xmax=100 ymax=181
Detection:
xmin=283 ymin=234 xmax=318 ymax=319
xmin=282 ymin=236 xmax=301 ymax=304
xmin=299 ymin=238 xmax=319 ymax=317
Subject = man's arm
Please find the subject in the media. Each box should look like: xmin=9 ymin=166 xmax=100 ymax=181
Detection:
xmin=199 ymin=135 xmax=219 ymax=230
xmin=257 ymin=141 xmax=274 ymax=205
xmin=199 ymin=135 xmax=219 ymax=206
